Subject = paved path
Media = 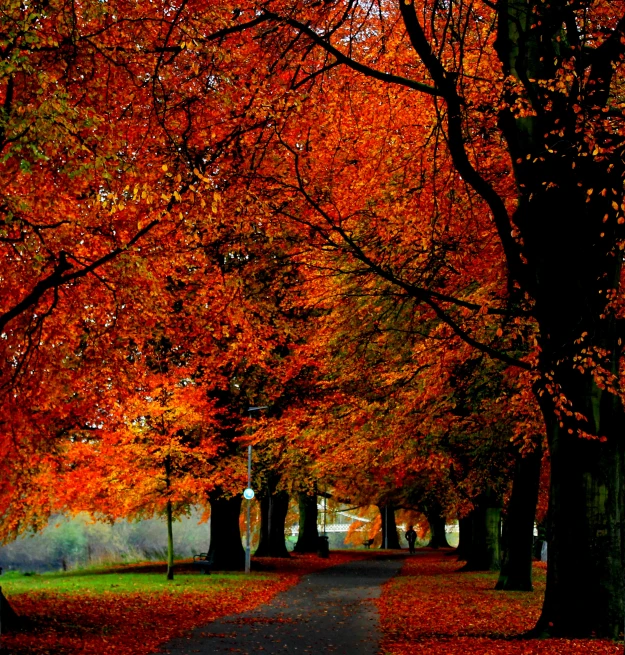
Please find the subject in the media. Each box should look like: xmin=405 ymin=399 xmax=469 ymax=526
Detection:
xmin=159 ymin=557 xmax=403 ymax=654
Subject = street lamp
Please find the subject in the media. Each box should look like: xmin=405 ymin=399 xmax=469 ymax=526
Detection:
xmin=245 ymin=406 xmax=268 ymax=574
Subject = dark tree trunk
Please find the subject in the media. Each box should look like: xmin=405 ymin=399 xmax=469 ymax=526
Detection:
xmin=208 ymin=492 xmax=245 ymax=571
xmin=427 ymin=516 xmax=449 ymax=549
xmin=493 ymin=0 xmax=625 ymax=635
xmin=496 ymin=444 xmax=542 ymax=591
xmin=0 ymin=588 xmax=21 ymax=633
xmin=503 ymin=148 xmax=625 ymax=635
xmin=456 ymin=515 xmax=473 ymax=561
xmin=502 ymin=182 xmax=625 ymax=635
xmin=378 ymin=503 xmax=401 ymax=549
xmin=533 ymin=390 xmax=625 ymax=638
xmin=255 ymin=489 xmax=291 ymax=558
xmin=426 ymin=504 xmax=450 ymax=548
xmin=461 ymin=492 xmax=501 ymax=571
xmin=507 ymin=177 xmax=625 ymax=636
xmin=294 ymin=492 xmax=319 ymax=553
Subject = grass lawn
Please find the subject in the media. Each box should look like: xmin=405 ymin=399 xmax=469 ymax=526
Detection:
xmin=0 ymin=568 xmax=252 ymax=595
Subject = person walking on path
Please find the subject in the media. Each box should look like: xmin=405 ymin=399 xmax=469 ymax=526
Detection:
xmin=406 ymin=526 xmax=417 ymax=554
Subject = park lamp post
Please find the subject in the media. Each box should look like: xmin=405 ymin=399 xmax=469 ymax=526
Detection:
xmin=245 ymin=406 xmax=268 ymax=574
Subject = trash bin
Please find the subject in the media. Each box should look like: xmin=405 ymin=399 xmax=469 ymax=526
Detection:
xmin=317 ymin=535 xmax=330 ymax=558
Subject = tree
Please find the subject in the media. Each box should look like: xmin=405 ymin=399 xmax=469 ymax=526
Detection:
xmin=190 ymin=0 xmax=625 ymax=637
xmin=4 ymin=0 xmax=625 ymax=638
xmin=496 ymin=444 xmax=543 ymax=591
xmin=271 ymin=260 xmax=523 ymax=571
xmin=0 ymin=0 xmax=246 ymax=549
xmin=59 ymin=368 xmax=222 ymax=576
xmin=424 ymin=501 xmax=450 ymax=550
xmin=293 ymin=491 xmax=320 ymax=554
xmin=254 ymin=484 xmax=291 ymax=558
xmin=378 ymin=502 xmax=402 ymax=550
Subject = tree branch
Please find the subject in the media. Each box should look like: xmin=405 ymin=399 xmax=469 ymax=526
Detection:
xmin=283 ymin=148 xmax=531 ymax=370
xmin=0 ymin=219 xmax=159 ymax=334
xmin=398 ymin=1 xmax=528 ymax=291
xmin=261 ymin=10 xmax=442 ymax=97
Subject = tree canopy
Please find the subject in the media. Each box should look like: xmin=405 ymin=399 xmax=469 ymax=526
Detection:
xmin=2 ymin=0 xmax=625 ymax=641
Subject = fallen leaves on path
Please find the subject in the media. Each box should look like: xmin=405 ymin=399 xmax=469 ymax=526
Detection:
xmin=250 ymin=550 xmax=372 ymax=574
xmin=0 ymin=552 xmax=365 ymax=654
xmin=377 ymin=552 xmax=621 ymax=655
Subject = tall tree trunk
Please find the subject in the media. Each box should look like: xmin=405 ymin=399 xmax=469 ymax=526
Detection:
xmin=378 ymin=503 xmax=401 ymax=549
xmin=427 ymin=516 xmax=449 ymax=549
xmin=494 ymin=0 xmax=625 ymax=635
xmin=508 ymin=164 xmax=625 ymax=635
xmin=255 ymin=489 xmax=290 ymax=558
xmin=208 ymin=492 xmax=245 ymax=571
xmin=166 ymin=499 xmax=174 ymax=581
xmin=294 ymin=492 xmax=319 ymax=553
xmin=426 ymin=503 xmax=450 ymax=548
xmin=456 ymin=515 xmax=473 ymax=561
xmin=496 ymin=444 xmax=542 ymax=591
xmin=462 ymin=492 xmax=501 ymax=571
xmin=533 ymin=390 xmax=625 ymax=637
xmin=509 ymin=181 xmax=625 ymax=636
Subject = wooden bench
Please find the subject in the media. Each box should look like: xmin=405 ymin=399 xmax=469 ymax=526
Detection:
xmin=192 ymin=552 xmax=213 ymax=574
xmin=363 ymin=539 xmax=374 ymax=549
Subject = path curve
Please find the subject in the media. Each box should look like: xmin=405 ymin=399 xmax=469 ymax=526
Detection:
xmin=158 ymin=556 xmax=403 ymax=654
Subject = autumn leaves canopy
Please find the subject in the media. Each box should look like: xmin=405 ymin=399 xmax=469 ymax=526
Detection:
xmin=2 ymin=0 xmax=625 ymax=641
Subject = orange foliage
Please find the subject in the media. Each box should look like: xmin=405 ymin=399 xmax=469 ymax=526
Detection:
xmin=343 ymin=506 xmax=379 ymax=547
xmin=1 ymin=0 xmax=623 ymax=639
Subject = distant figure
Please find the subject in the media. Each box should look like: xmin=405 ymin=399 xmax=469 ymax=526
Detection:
xmin=405 ymin=526 xmax=417 ymax=554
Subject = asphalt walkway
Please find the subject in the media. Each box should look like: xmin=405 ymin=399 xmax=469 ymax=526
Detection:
xmin=159 ymin=556 xmax=404 ymax=654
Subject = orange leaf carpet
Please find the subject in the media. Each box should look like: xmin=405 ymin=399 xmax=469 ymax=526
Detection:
xmin=377 ymin=552 xmax=621 ymax=654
